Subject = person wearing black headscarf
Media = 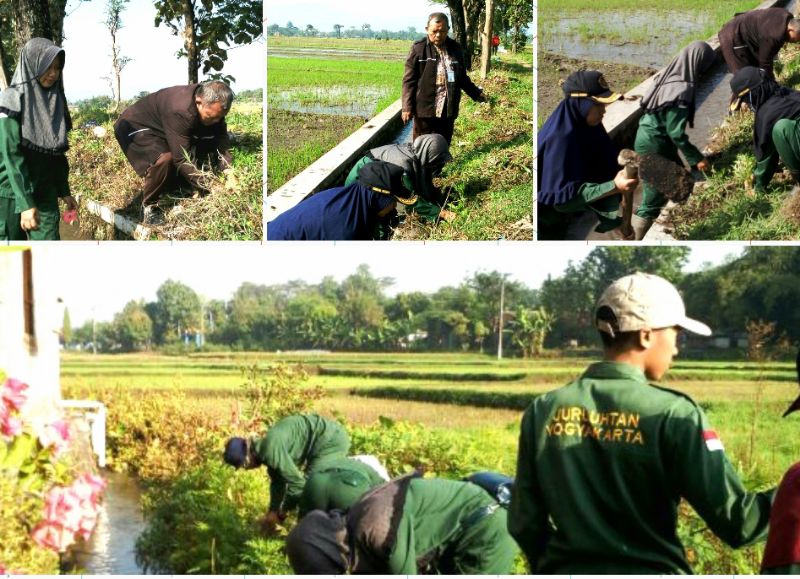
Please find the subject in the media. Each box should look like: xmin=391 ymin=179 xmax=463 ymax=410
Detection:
xmin=267 ymin=160 xmax=417 ymax=240
xmin=537 ymin=71 xmax=638 ymax=240
xmin=0 ymin=38 xmax=76 ymax=240
xmin=344 ymin=133 xmax=453 ymax=222
xmin=632 ymin=41 xmax=716 ymax=239
xmin=730 ymin=66 xmax=800 ymax=191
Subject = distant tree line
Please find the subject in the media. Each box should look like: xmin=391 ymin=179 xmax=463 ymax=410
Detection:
xmin=67 ymin=248 xmax=800 ymax=357
xmin=267 ymin=0 xmax=533 ymax=56
xmin=267 ymin=21 xmax=422 ymax=41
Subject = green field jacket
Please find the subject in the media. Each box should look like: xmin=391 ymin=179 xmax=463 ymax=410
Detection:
xmin=298 ymin=457 xmax=385 ymax=516
xmin=349 ymin=477 xmax=518 ymax=574
xmin=0 ymin=114 xmax=69 ymax=211
xmin=253 ymin=414 xmax=350 ymax=512
xmin=508 ymin=361 xmax=775 ymax=574
xmin=634 ymin=107 xmax=704 ymax=167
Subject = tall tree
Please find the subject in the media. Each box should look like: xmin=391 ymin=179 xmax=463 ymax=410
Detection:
xmin=153 ymin=0 xmax=261 ymax=84
xmin=333 ymin=23 xmax=342 ymax=38
xmin=0 ymin=4 xmax=13 ymax=88
xmin=113 ymin=300 xmax=153 ymax=351
xmin=151 ymin=279 xmax=202 ymax=343
xmin=104 ymin=0 xmax=131 ymax=108
xmin=479 ymin=0 xmax=494 ymax=79
xmin=61 ymin=307 xmax=71 ymax=347
xmin=12 ymin=0 xmax=53 ymax=51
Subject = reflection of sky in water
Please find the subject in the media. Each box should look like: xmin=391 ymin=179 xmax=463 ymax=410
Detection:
xmin=72 ymin=471 xmax=146 ymax=574
xmin=540 ymin=10 xmax=712 ymax=68
xmin=269 ymin=86 xmax=391 ymax=117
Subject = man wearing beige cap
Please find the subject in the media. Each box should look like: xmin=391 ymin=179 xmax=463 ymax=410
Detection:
xmin=509 ymin=272 xmax=775 ymax=573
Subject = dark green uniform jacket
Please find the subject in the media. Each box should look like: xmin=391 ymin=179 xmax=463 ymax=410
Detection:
xmin=345 ymin=157 xmax=441 ymax=222
xmin=634 ymin=107 xmax=704 ymax=219
xmin=509 ymin=361 xmax=775 ymax=574
xmin=298 ymin=457 xmax=385 ymax=516
xmin=0 ymin=115 xmax=69 ymax=240
xmin=253 ymin=414 xmax=350 ymax=512
xmin=350 ymin=477 xmax=519 ymax=574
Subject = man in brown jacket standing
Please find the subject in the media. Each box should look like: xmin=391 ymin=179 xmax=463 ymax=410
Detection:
xmin=114 ymin=80 xmax=234 ymax=220
xmin=719 ymin=8 xmax=800 ymax=79
xmin=401 ymin=13 xmax=487 ymax=144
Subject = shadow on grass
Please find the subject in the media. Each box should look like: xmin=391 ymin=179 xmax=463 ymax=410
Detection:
xmin=500 ymin=62 xmax=533 ymax=75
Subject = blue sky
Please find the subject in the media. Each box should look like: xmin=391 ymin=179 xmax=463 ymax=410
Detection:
xmin=61 ymin=0 xmax=264 ymax=101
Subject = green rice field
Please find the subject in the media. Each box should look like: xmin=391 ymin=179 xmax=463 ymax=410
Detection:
xmin=61 ymin=350 xmax=800 ymax=573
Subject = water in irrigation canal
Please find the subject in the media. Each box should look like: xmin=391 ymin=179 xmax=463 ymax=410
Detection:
xmin=70 ymin=471 xmax=146 ymax=574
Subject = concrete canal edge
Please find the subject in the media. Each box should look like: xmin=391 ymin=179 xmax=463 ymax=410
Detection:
xmin=78 ymin=195 xmax=152 ymax=240
xmin=599 ymin=0 xmax=786 ymax=240
xmin=264 ymin=99 xmax=403 ymax=224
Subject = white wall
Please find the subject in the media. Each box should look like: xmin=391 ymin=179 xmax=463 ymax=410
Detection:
xmin=0 ymin=250 xmax=62 ymax=425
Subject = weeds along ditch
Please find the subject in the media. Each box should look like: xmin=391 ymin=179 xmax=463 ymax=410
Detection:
xmin=67 ymin=98 xmax=263 ymax=241
xmin=669 ymin=43 xmax=800 ymax=239
xmin=59 ymin=351 xmax=800 ymax=574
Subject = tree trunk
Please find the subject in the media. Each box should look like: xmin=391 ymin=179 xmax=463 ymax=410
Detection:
xmin=12 ymin=0 xmax=53 ymax=48
xmin=479 ymin=0 xmax=493 ymax=79
xmin=181 ymin=0 xmax=198 ymax=83
xmin=112 ymin=26 xmax=122 ymax=106
xmin=512 ymin=23 xmax=519 ymax=54
xmin=48 ymin=0 xmax=67 ymax=44
xmin=462 ymin=0 xmax=483 ymax=69
xmin=446 ymin=0 xmax=468 ymax=65
xmin=0 ymin=38 xmax=9 ymax=89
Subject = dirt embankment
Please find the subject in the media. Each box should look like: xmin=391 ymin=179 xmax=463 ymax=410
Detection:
xmin=538 ymin=52 xmax=657 ymax=124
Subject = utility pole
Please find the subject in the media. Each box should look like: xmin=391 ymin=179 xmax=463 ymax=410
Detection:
xmin=91 ymin=307 xmax=97 ymax=355
xmin=497 ymin=274 xmax=507 ymax=360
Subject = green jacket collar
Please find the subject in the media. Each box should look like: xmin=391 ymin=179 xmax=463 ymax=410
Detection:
xmin=582 ymin=361 xmax=648 ymax=383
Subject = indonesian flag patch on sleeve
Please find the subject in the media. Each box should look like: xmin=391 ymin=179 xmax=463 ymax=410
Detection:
xmin=703 ymin=430 xmax=724 ymax=451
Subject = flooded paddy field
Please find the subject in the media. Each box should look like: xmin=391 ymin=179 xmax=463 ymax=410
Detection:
xmin=266 ymin=52 xmax=404 ymax=192
xmin=540 ymin=0 xmax=763 ymax=63
xmin=538 ymin=52 xmax=656 ymax=125
xmin=268 ymin=36 xmax=411 ymax=58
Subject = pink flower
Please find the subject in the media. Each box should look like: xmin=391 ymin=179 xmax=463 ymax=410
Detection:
xmin=38 ymin=420 xmax=70 ymax=455
xmin=35 ymin=474 xmax=105 ymax=553
xmin=31 ymin=520 xmax=76 ymax=553
xmin=0 ymin=414 xmax=22 ymax=438
xmin=75 ymin=473 xmax=107 ymax=504
xmin=1 ymin=378 xmax=28 ymax=412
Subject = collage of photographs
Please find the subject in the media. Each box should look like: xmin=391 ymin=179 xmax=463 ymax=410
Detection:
xmin=2 ymin=0 xmax=800 ymax=576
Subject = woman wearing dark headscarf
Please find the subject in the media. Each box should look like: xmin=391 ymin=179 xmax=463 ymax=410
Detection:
xmin=537 ymin=71 xmax=638 ymax=240
xmin=267 ymin=160 xmax=417 ymax=240
xmin=0 ymin=38 xmax=76 ymax=240
xmin=730 ymin=66 xmax=800 ymax=192
xmin=344 ymin=133 xmax=453 ymax=222
xmin=632 ymin=41 xmax=716 ymax=239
